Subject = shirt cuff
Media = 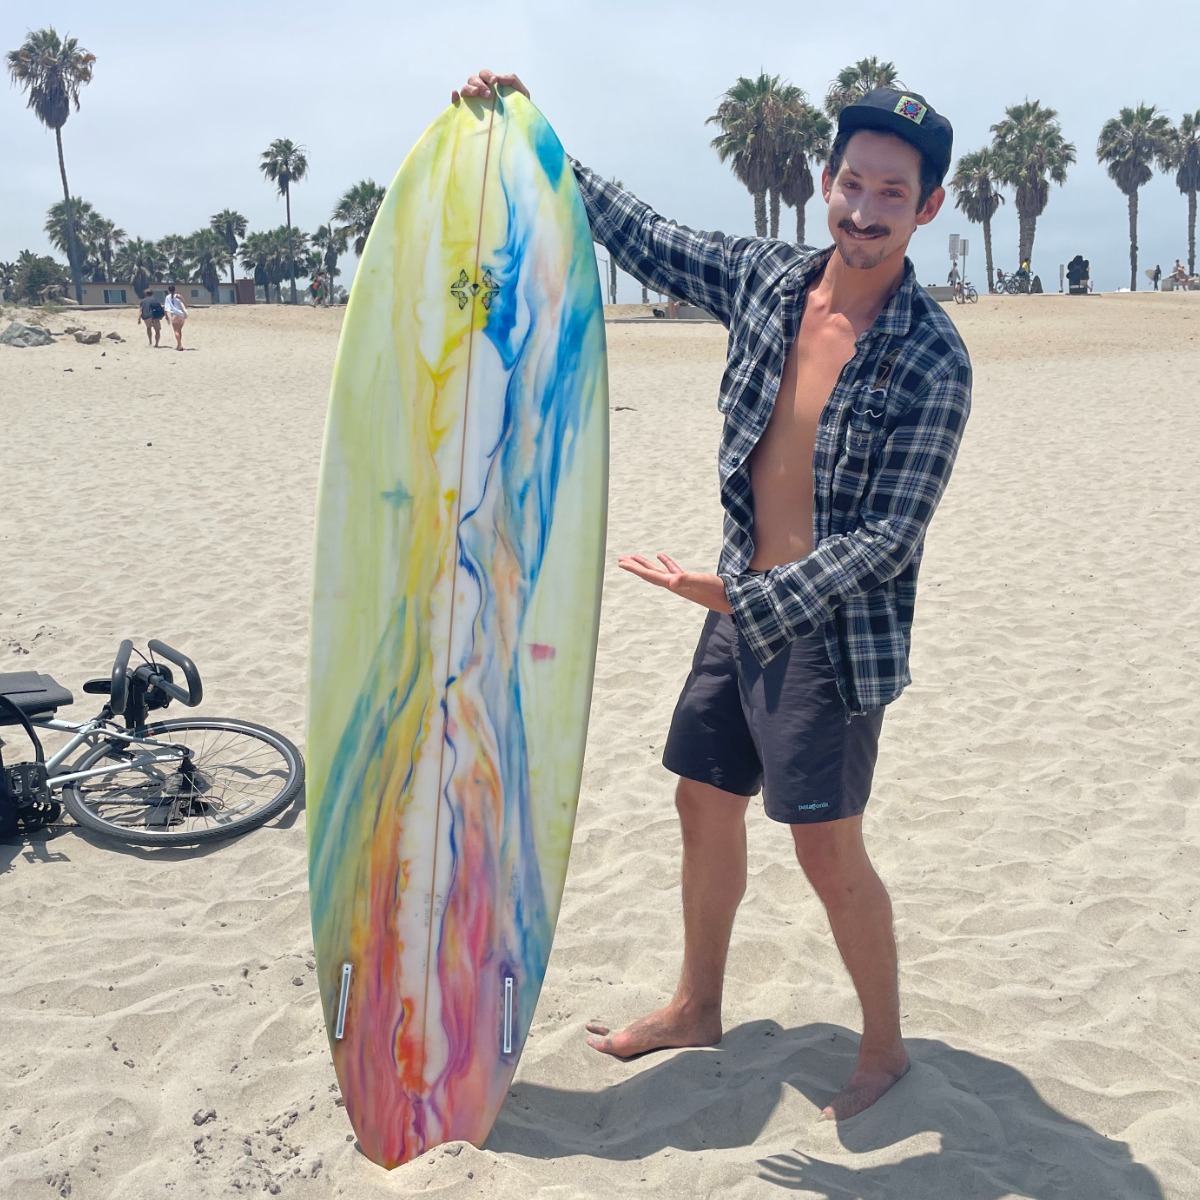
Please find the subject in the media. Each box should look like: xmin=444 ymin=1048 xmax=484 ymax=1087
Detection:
xmin=721 ymin=571 xmax=787 ymax=664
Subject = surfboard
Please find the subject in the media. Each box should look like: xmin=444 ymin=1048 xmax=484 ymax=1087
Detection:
xmin=306 ymin=89 xmax=608 ymax=1170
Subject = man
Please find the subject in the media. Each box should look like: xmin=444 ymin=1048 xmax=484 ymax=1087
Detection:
xmin=1153 ymin=264 xmax=1161 ymax=291
xmin=137 ymin=287 xmax=163 ymax=347
xmin=456 ymin=70 xmax=972 ymax=1121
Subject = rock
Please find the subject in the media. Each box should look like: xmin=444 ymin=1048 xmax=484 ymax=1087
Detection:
xmin=63 ymin=324 xmax=84 ymax=335
xmin=0 ymin=320 xmax=54 ymax=348
xmin=105 ymin=331 xmax=124 ymax=342
xmin=74 ymin=330 xmax=101 ymax=345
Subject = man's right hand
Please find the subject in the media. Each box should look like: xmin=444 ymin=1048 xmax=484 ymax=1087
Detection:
xmin=451 ymin=70 xmax=529 ymax=105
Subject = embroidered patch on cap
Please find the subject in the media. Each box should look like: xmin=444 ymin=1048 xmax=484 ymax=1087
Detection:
xmin=894 ymin=96 xmax=927 ymax=124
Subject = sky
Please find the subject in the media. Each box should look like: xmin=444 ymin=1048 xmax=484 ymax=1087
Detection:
xmin=4 ymin=0 xmax=1199 ymax=298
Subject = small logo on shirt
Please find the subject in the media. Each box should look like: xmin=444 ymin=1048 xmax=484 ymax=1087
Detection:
xmin=894 ymin=96 xmax=927 ymax=124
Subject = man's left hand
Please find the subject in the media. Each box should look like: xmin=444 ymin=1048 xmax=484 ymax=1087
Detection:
xmin=617 ymin=553 xmax=732 ymax=614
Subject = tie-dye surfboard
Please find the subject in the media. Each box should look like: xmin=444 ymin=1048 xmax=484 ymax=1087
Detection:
xmin=306 ymin=90 xmax=608 ymax=1169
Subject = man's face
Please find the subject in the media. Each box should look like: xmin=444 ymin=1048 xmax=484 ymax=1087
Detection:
xmin=822 ymin=130 xmax=944 ymax=271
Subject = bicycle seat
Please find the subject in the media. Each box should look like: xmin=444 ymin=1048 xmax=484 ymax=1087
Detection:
xmin=0 ymin=671 xmax=74 ymax=723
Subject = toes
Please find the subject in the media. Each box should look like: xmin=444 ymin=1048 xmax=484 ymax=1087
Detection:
xmin=584 ymin=1021 xmax=611 ymax=1036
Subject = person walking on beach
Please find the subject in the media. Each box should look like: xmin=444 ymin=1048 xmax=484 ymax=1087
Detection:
xmin=1153 ymin=264 xmax=1162 ymax=290
xmin=137 ymin=288 xmax=163 ymax=347
xmin=163 ymin=284 xmax=188 ymax=350
xmin=455 ymin=69 xmax=971 ymax=1122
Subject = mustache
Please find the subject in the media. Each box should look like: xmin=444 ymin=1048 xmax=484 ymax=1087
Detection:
xmin=838 ymin=219 xmax=891 ymax=238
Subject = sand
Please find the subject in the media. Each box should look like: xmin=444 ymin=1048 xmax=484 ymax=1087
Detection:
xmin=1 ymin=292 xmax=1198 ymax=1199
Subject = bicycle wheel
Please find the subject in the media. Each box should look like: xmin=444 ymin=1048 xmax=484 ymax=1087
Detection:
xmin=63 ymin=717 xmax=304 ymax=847
xmin=953 ymin=287 xmax=965 ymax=305
xmin=966 ymin=285 xmax=978 ymax=303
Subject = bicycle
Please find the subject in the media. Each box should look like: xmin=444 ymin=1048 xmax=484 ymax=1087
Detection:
xmin=0 ymin=639 xmax=304 ymax=848
xmin=952 ymin=280 xmax=979 ymax=304
xmin=1002 ymin=271 xmax=1033 ymax=295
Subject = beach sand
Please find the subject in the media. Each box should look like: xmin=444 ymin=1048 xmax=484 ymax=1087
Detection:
xmin=2 ymin=292 xmax=1198 ymax=1199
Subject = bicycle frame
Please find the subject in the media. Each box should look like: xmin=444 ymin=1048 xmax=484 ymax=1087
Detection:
xmin=31 ymin=715 xmax=191 ymax=789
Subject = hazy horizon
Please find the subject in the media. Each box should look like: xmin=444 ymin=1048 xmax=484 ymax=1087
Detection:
xmin=4 ymin=0 xmax=1199 ymax=299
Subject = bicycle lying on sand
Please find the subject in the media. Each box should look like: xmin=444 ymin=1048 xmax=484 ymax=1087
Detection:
xmin=0 ymin=639 xmax=304 ymax=848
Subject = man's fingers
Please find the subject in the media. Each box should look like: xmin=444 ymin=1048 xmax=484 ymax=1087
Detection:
xmin=657 ymin=554 xmax=683 ymax=574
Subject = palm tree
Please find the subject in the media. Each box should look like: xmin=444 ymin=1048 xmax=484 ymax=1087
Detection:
xmin=210 ymin=208 xmax=247 ymax=293
xmin=950 ymin=149 xmax=1005 ymax=291
xmin=1167 ymin=112 xmax=1200 ymax=275
xmin=708 ymin=73 xmax=796 ymax=237
xmin=0 ymin=260 xmax=16 ymax=302
xmin=990 ymin=99 xmax=1076 ymax=269
xmin=824 ymin=57 xmax=902 ymax=118
xmin=6 ymin=28 xmax=96 ymax=304
xmin=259 ymin=138 xmax=309 ymax=303
xmin=44 ymin=196 xmax=98 ymax=275
xmin=331 ymin=179 xmax=386 ymax=256
xmin=311 ymin=224 xmax=346 ymax=298
xmin=1097 ymin=104 xmax=1174 ymax=291
xmin=777 ymin=100 xmax=832 ymax=244
xmin=186 ymin=228 xmax=231 ymax=300
xmin=156 ymin=234 xmax=190 ymax=282
xmin=90 ymin=215 xmax=126 ymax=282
xmin=112 ymin=238 xmax=162 ymax=297
xmin=240 ymin=231 xmax=273 ymax=302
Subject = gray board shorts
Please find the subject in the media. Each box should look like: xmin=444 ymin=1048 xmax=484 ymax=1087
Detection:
xmin=662 ymin=611 xmax=885 ymax=824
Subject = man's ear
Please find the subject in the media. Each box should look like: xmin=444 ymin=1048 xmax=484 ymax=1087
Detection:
xmin=821 ymin=164 xmax=832 ymax=203
xmin=916 ymin=185 xmax=946 ymax=227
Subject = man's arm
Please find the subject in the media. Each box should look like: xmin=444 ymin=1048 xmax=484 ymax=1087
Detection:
xmin=569 ymin=165 xmax=758 ymax=328
xmin=723 ymin=358 xmax=972 ymax=665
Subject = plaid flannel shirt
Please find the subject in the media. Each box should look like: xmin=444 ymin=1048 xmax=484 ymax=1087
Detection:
xmin=572 ymin=162 xmax=971 ymax=714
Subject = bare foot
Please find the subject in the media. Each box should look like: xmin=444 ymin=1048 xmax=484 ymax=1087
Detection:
xmin=821 ymin=1050 xmax=910 ymax=1121
xmin=585 ymin=1003 xmax=722 ymax=1060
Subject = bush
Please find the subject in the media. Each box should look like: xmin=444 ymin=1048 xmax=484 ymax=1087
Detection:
xmin=13 ymin=254 xmax=69 ymax=305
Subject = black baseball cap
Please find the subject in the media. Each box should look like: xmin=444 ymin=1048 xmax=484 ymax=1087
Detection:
xmin=837 ymin=88 xmax=953 ymax=185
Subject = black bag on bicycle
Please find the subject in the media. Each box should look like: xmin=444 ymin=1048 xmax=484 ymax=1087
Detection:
xmin=0 ymin=694 xmax=58 ymax=835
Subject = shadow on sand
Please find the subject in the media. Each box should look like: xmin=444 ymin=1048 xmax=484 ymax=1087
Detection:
xmin=486 ymin=1020 xmax=1164 ymax=1199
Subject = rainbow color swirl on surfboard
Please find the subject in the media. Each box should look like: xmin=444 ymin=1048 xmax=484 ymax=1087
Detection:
xmin=307 ymin=91 xmax=607 ymax=1168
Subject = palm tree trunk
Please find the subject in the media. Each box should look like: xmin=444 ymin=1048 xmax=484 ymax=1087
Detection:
xmin=228 ymin=251 xmax=236 ymax=298
xmin=1189 ymin=190 xmax=1197 ymax=277
xmin=769 ymin=189 xmax=780 ymax=239
xmin=55 ymin=128 xmax=84 ymax=304
xmin=608 ymin=257 xmax=617 ymax=305
xmin=1018 ymin=209 xmax=1036 ymax=272
xmin=285 ymin=186 xmax=297 ymax=304
xmin=753 ymin=190 xmax=767 ymax=238
xmin=1128 ymin=189 xmax=1139 ymax=291
xmin=795 ymin=203 xmax=806 ymax=246
xmin=641 ymin=285 xmax=648 ymax=305
xmin=983 ymin=214 xmax=996 ymax=293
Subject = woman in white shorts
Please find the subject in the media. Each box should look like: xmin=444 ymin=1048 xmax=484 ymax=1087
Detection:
xmin=164 ymin=285 xmax=188 ymax=350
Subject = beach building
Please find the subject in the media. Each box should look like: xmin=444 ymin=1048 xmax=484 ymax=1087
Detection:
xmin=77 ymin=279 xmax=256 ymax=305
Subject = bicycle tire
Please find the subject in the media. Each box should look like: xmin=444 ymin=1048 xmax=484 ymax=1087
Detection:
xmin=966 ymin=286 xmax=978 ymax=303
xmin=953 ymin=288 xmax=965 ymax=305
xmin=63 ymin=717 xmax=304 ymax=847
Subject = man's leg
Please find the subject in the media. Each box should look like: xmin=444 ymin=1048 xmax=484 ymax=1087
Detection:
xmin=791 ymin=815 xmax=909 ymax=1119
xmin=586 ymin=777 xmax=749 ymax=1057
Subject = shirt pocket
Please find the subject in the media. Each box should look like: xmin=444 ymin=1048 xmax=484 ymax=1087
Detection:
xmin=830 ymin=386 xmax=889 ymax=530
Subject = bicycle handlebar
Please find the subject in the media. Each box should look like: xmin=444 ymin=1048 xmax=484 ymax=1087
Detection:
xmin=110 ymin=639 xmax=133 ymax=715
xmin=148 ymin=639 xmax=204 ymax=707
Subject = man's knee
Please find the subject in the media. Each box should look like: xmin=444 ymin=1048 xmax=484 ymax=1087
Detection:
xmin=791 ymin=818 xmax=876 ymax=899
xmin=674 ymin=776 xmax=748 ymax=835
